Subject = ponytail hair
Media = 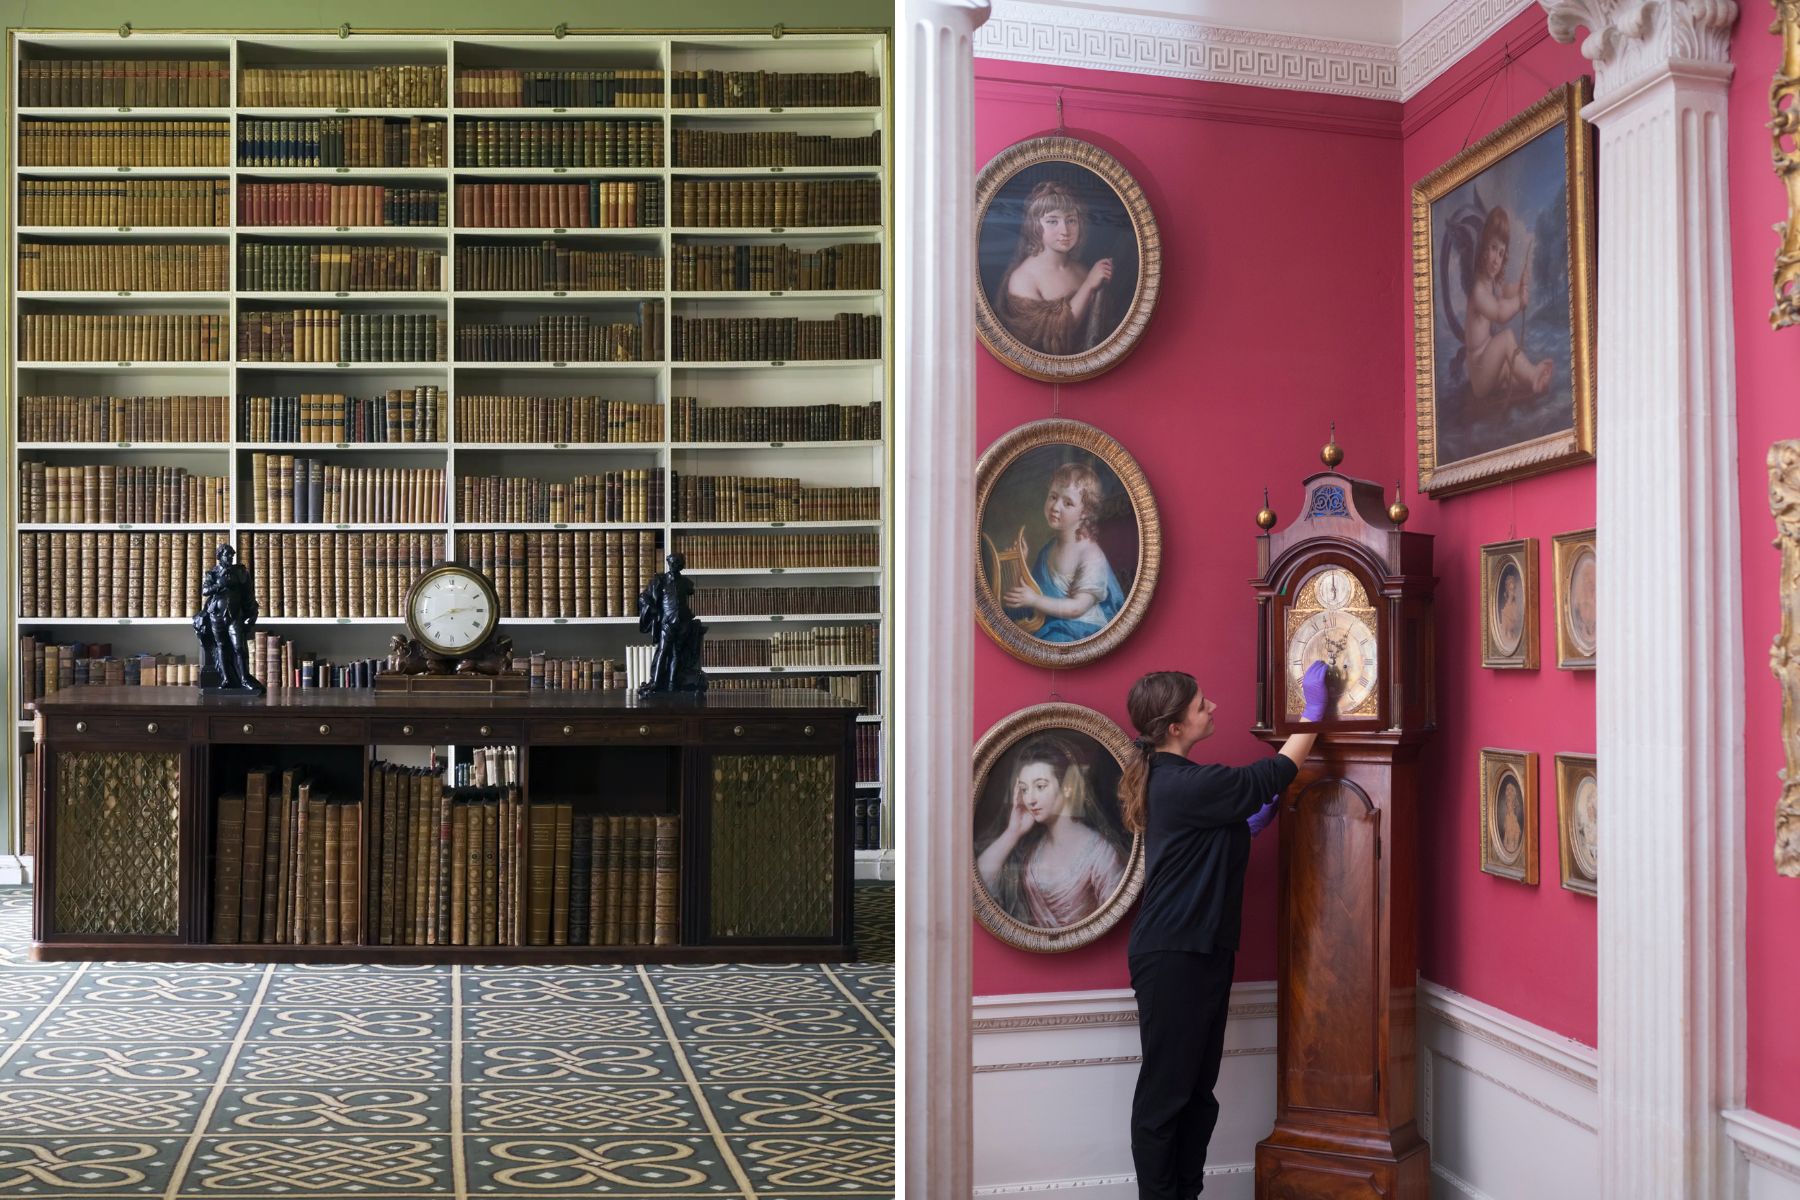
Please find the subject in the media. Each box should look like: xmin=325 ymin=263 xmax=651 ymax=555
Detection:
xmin=1118 ymin=670 xmax=1200 ymax=835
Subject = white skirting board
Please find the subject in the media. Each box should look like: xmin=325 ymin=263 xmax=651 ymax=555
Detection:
xmin=970 ymin=978 xmax=1608 ymax=1199
xmin=1727 ymin=1110 xmax=1800 ymax=1200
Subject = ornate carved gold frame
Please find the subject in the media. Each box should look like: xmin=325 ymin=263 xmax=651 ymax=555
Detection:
xmin=1479 ymin=747 xmax=1539 ymax=886
xmin=1769 ymin=439 xmax=1800 ymax=875
xmin=1479 ymin=538 xmax=1540 ymax=670
xmin=970 ymin=702 xmax=1144 ymax=954
xmin=973 ymin=135 xmax=1162 ymax=382
xmin=1555 ymin=751 xmax=1598 ymax=897
xmin=974 ymin=418 xmax=1161 ymax=669
xmin=1412 ymin=80 xmax=1596 ymax=496
xmin=1772 ymin=3 xmax=1800 ymax=328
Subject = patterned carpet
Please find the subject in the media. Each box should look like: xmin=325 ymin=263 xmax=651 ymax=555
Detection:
xmin=0 ymin=884 xmax=893 ymax=1198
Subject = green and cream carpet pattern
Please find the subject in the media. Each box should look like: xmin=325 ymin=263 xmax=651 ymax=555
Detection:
xmin=0 ymin=884 xmax=894 ymax=1198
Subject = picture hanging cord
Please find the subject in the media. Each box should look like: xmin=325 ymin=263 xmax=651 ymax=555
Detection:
xmin=1460 ymin=47 xmax=1514 ymax=152
xmin=1052 ymin=381 xmax=1061 ymax=415
xmin=1056 ymin=89 xmax=1065 ymax=134
xmin=1508 ymin=481 xmax=1517 ymax=540
xmin=1048 ymin=669 xmax=1061 ymax=703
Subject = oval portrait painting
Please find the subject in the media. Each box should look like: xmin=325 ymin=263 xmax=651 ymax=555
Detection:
xmin=976 ymin=419 xmax=1160 ymax=669
xmin=975 ymin=135 xmax=1161 ymax=382
xmin=1565 ymin=544 xmax=1596 ymax=658
xmin=972 ymin=703 xmax=1144 ymax=953
xmin=1490 ymin=770 xmax=1526 ymax=866
xmin=1488 ymin=556 xmax=1525 ymax=657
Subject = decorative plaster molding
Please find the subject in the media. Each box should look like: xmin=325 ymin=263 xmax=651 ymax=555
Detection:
xmin=1724 ymin=1109 xmax=1800 ymax=1183
xmin=1772 ymin=439 xmax=1800 ymax=875
xmin=1399 ymin=0 xmax=1537 ymax=98
xmin=1541 ymin=0 xmax=1737 ymax=96
xmin=976 ymin=0 xmax=1399 ymax=99
xmin=1419 ymin=980 xmax=1599 ymax=1091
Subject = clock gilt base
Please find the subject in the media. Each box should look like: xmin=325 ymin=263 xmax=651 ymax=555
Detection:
xmin=1251 ymin=461 xmax=1436 ymax=1200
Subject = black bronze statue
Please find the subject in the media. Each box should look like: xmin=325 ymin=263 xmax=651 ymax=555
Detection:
xmin=636 ymin=552 xmax=708 ymax=696
xmin=194 ymin=543 xmax=265 ymax=693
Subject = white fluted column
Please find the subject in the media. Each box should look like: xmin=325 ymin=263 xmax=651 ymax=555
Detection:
xmin=898 ymin=3 xmax=989 ymax=1197
xmin=1541 ymin=3 xmax=1745 ymax=1197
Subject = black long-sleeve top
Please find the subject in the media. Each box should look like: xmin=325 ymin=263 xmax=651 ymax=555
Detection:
xmin=1127 ymin=751 xmax=1298 ymax=957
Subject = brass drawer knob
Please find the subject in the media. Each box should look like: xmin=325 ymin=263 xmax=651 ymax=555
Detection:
xmin=75 ymin=721 xmax=87 ymax=733
xmin=318 ymin=723 xmax=331 ymax=736
xmin=563 ymin=724 xmax=575 ymax=735
xmin=401 ymin=724 xmax=415 ymax=736
xmin=638 ymin=724 xmax=649 ymax=736
xmin=146 ymin=722 xmax=158 ymax=734
xmin=479 ymin=725 xmax=492 ymax=736
xmin=803 ymin=725 xmax=815 ymax=736
xmin=733 ymin=725 xmax=745 ymax=737
xmin=242 ymin=722 xmax=255 ymax=734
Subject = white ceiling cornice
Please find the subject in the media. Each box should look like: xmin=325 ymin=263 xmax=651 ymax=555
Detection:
xmin=975 ymin=0 xmax=1540 ymax=103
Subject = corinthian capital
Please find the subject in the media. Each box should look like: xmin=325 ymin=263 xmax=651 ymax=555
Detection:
xmin=1541 ymin=0 xmax=1737 ymax=95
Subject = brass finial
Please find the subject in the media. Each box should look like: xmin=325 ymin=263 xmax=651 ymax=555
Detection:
xmin=1321 ymin=422 xmax=1344 ymax=468
xmin=1256 ymin=487 xmax=1278 ymax=531
xmin=1388 ymin=479 xmax=1410 ymax=526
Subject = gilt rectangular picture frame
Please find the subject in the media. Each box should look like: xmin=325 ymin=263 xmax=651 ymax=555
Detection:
xmin=1480 ymin=748 xmax=1538 ymax=885
xmin=1552 ymin=529 xmax=1596 ymax=670
xmin=1479 ymin=538 xmax=1539 ymax=669
xmin=1555 ymin=752 xmax=1597 ymax=896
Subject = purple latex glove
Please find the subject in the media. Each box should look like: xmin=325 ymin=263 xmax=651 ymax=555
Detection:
xmin=1301 ymin=659 xmax=1332 ymax=722
xmin=1248 ymin=797 xmax=1278 ymax=837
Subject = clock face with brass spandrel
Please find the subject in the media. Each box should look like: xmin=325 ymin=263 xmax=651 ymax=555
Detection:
xmin=1284 ymin=565 xmax=1379 ymax=719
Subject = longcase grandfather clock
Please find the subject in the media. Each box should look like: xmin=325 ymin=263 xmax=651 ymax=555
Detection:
xmin=1251 ymin=443 xmax=1436 ymax=1199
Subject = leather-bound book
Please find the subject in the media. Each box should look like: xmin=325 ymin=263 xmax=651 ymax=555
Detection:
xmin=212 ymin=793 xmax=246 ymax=943
xmin=653 ymin=815 xmax=680 ymax=946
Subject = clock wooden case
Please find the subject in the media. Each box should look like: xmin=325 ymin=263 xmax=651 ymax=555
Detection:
xmin=1251 ymin=465 xmax=1436 ymax=1199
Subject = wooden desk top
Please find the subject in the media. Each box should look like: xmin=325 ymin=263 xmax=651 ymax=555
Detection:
xmin=29 ymin=686 xmax=862 ymax=718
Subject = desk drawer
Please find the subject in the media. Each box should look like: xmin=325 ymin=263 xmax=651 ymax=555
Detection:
xmin=371 ymin=718 xmax=523 ymax=743
xmin=529 ymin=717 xmax=687 ymax=743
xmin=702 ymin=717 xmax=834 ymax=745
xmin=211 ymin=716 xmax=368 ymax=742
xmin=53 ymin=714 xmax=188 ymax=743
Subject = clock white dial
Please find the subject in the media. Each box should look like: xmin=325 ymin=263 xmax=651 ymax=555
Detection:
xmin=408 ymin=568 xmax=496 ymax=655
xmin=1288 ymin=609 xmax=1379 ymax=715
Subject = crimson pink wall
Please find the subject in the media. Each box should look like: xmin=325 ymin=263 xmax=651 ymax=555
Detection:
xmin=1399 ymin=9 xmax=1598 ymax=1048
xmin=1726 ymin=14 xmax=1800 ymax=1129
xmin=971 ymin=60 xmax=1404 ymax=996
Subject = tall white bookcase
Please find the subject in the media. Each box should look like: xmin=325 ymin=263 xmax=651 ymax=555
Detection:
xmin=5 ymin=28 xmax=893 ymax=881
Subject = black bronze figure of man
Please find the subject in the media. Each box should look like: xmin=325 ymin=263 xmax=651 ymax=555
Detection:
xmin=194 ymin=543 xmax=265 ymax=693
xmin=636 ymin=551 xmax=708 ymax=696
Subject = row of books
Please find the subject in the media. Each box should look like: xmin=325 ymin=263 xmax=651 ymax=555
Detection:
xmin=248 ymin=457 xmax=447 ymax=525
xmin=454 ymin=68 xmax=665 ymax=110
xmin=19 ymin=313 xmax=227 ymax=361
xmin=670 ymin=178 xmax=880 ymax=228
xmin=669 ymin=313 xmax=882 ymax=362
xmin=18 ymin=752 xmax=35 ymax=858
xmin=252 ymin=631 xmax=386 ymax=690
xmin=369 ymin=763 xmax=524 ymax=946
xmin=20 ymin=394 xmax=230 ymax=443
xmin=669 ymin=242 xmax=880 ymax=292
xmin=237 ymin=117 xmax=447 ymax=168
xmin=455 ymin=243 xmax=663 ymax=293
xmin=689 ymin=584 xmax=879 ymax=616
xmin=238 ymin=183 xmax=446 ymax=228
xmin=672 ymin=129 xmax=880 ymax=169
xmin=237 ymin=310 xmax=448 ymax=363
xmin=672 ymin=474 xmax=881 ymax=523
xmin=239 ymin=531 xmax=445 ymax=618
xmin=18 ymin=638 xmax=197 ymax=705
xmin=18 ymin=59 xmax=230 ymax=107
xmin=454 ymin=394 xmax=659 ymax=444
xmin=456 ymin=305 xmax=664 ymax=363
xmin=240 ymin=389 xmax=446 ymax=444
xmin=457 ymin=469 xmax=666 ymax=525
xmin=669 ymin=69 xmax=880 ymax=109
xmin=669 ymin=397 xmax=880 ymax=443
xmin=672 ymin=531 xmax=879 ymax=570
xmin=460 ymin=529 xmax=659 ymax=619
xmin=454 ymin=119 xmax=663 ymax=169
xmin=19 ymin=119 xmax=231 ymax=167
xmin=453 ymin=180 xmax=662 ymax=229
xmin=20 ymin=179 xmax=232 ymax=228
xmin=240 ymin=65 xmax=447 ymax=109
xmin=855 ymin=793 xmax=885 ymax=851
xmin=709 ymin=671 xmax=877 ymax=712
xmin=527 ymin=653 xmax=628 ymax=691
xmin=18 ymin=242 xmax=228 ymax=291
xmin=19 ymin=463 xmax=230 ymax=526
xmin=704 ymin=624 xmax=879 ymax=668
xmin=18 ymin=530 xmax=228 ymax=619
xmin=213 ymin=769 xmax=359 ymax=945
xmin=855 ymin=722 xmax=881 ymax=783
xmin=239 ymin=243 xmax=445 ymax=293
xmin=532 ymin=811 xmax=680 ymax=947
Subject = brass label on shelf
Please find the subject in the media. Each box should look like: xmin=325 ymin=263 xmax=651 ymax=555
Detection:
xmin=770 ymin=567 xmax=786 ymax=574
xmin=117 ymin=106 xmax=131 ymax=113
xmin=552 ymin=107 xmax=567 ymax=113
xmin=769 ymin=290 xmax=783 ymax=296
xmin=553 ymin=290 xmax=567 ymax=297
xmin=117 ymin=226 xmax=131 ymax=232
xmin=770 ymin=614 xmax=785 ymax=621
xmin=117 ymin=618 xmax=132 ymax=624
xmin=552 ymin=227 xmax=568 ymax=234
xmin=336 ymin=362 xmax=350 ymax=367
xmin=117 ymin=166 xmax=130 ymax=172
xmin=336 ymin=167 xmax=350 ymax=173
xmin=770 ymin=226 xmax=784 ymax=233
xmin=116 ymin=441 xmax=132 ymax=448
xmin=771 ymin=360 xmax=785 ymax=366
xmin=771 ymin=166 xmax=785 ymax=173
xmin=337 ymin=617 xmax=352 ymax=624
xmin=769 ymin=106 xmax=784 ymax=113
xmin=770 ymin=665 xmax=786 ymax=672
xmin=117 ymin=361 xmax=131 ymax=367
xmin=116 ymin=523 xmax=132 ymax=530
xmin=117 ymin=290 xmax=131 ymax=296
xmin=554 ymin=167 xmax=568 ymax=173
xmin=553 ymin=442 xmax=570 ymax=449
xmin=334 ymin=523 xmax=350 ymax=530
xmin=335 ymin=107 xmax=350 ymax=114
xmin=336 ymin=226 xmax=350 ymax=232
xmin=553 ymin=617 xmax=568 ymax=624
xmin=553 ymin=523 xmax=568 ymax=529
xmin=770 ymin=521 xmax=786 ymax=528
xmin=769 ymin=441 xmax=784 ymax=448
xmin=336 ymin=442 xmax=351 ymax=448
xmin=334 ymin=291 xmax=349 ymax=297
xmin=552 ymin=361 xmax=569 ymax=367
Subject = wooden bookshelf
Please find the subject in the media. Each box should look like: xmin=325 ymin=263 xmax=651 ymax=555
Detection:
xmin=7 ymin=29 xmax=893 ymax=873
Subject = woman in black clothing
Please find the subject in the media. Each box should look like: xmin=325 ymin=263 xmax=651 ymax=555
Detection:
xmin=1118 ymin=661 xmax=1328 ymax=1200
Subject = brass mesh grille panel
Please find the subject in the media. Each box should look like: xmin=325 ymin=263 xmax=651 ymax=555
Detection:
xmin=709 ymin=754 xmax=834 ymax=938
xmin=53 ymin=750 xmax=181 ymax=936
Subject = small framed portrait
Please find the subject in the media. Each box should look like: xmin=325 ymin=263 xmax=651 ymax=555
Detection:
xmin=972 ymin=702 xmax=1144 ymax=953
xmin=976 ymin=418 xmax=1161 ymax=668
xmin=1555 ymin=752 xmax=1597 ymax=896
xmin=1479 ymin=538 xmax=1539 ymax=669
xmin=1479 ymin=748 xmax=1538 ymax=885
xmin=1412 ymin=80 xmax=1596 ymax=497
xmin=974 ymin=134 xmax=1161 ymax=383
xmin=1552 ymin=529 xmax=1596 ymax=670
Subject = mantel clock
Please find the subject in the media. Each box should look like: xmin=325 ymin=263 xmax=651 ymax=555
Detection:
xmin=1251 ymin=444 xmax=1437 ymax=1199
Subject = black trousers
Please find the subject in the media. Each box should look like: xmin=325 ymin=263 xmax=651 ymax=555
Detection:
xmin=1129 ymin=948 xmax=1237 ymax=1200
